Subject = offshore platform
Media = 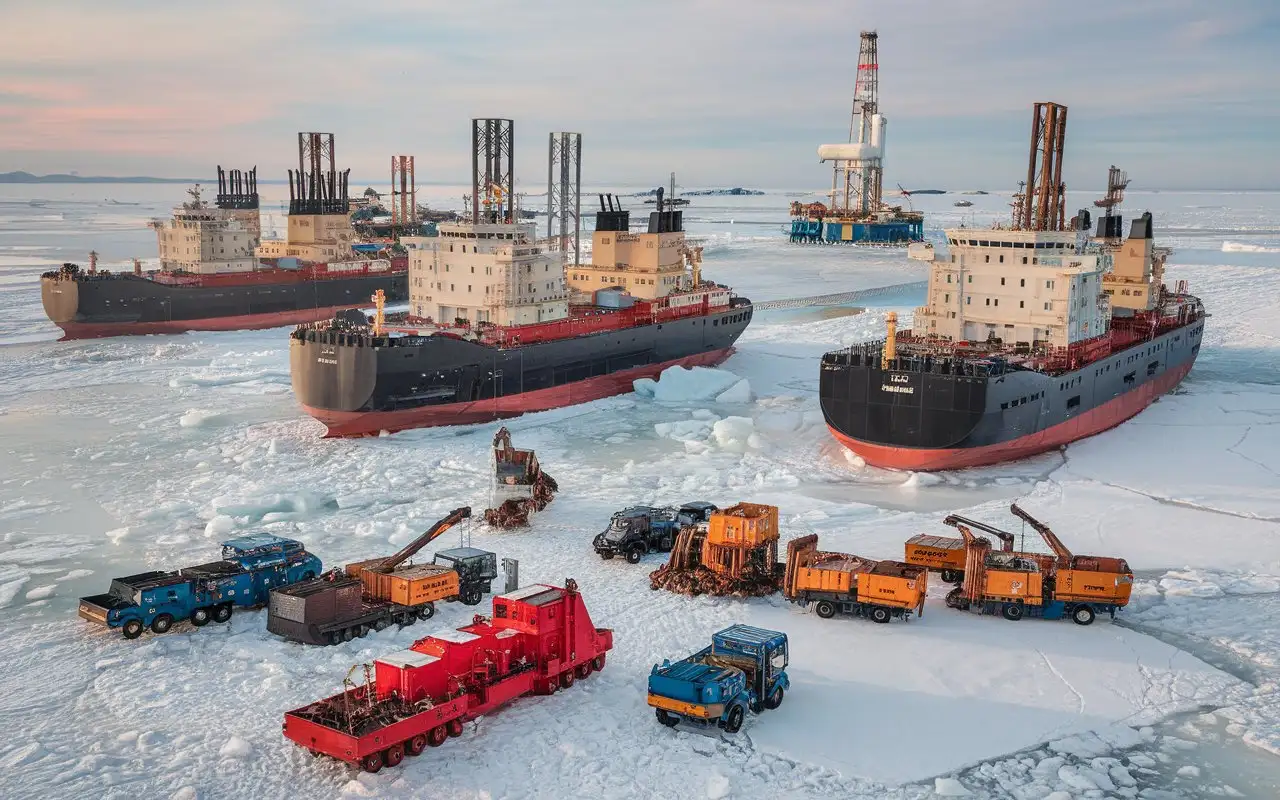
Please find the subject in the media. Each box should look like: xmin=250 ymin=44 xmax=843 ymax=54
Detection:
xmin=789 ymin=31 xmax=923 ymax=245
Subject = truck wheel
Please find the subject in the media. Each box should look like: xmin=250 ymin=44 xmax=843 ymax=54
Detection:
xmin=765 ymin=687 xmax=785 ymax=710
xmin=360 ymin=752 xmax=383 ymax=773
xmin=150 ymin=614 xmax=174 ymax=634
xmin=189 ymin=608 xmax=211 ymax=627
xmin=575 ymin=662 xmax=593 ymax=680
xmin=625 ymin=546 xmax=644 ymax=564
xmin=427 ymin=726 xmax=448 ymax=747
xmin=722 ymin=705 xmax=745 ymax=734
xmin=559 ymin=670 xmax=575 ymax=690
xmin=815 ymin=600 xmax=836 ymax=619
xmin=383 ymin=743 xmax=404 ymax=768
xmin=592 ymin=654 xmax=606 ymax=672
xmin=656 ymin=709 xmax=679 ymax=728
xmin=941 ymin=569 xmax=962 ymax=584
xmin=122 ymin=619 xmax=144 ymax=640
xmin=447 ymin=719 xmax=464 ymax=738
xmin=461 ymin=590 xmax=483 ymax=606
xmin=870 ymin=607 xmax=891 ymax=624
xmin=1072 ymin=605 xmax=1096 ymax=626
xmin=373 ymin=618 xmax=389 ymax=632
xmin=212 ymin=605 xmax=232 ymax=624
xmin=945 ymin=588 xmax=966 ymax=610
xmin=1002 ymin=602 xmax=1024 ymax=622
xmin=416 ymin=603 xmax=435 ymax=620
xmin=327 ymin=632 xmax=342 ymax=646
xmin=600 ymin=552 xmax=614 ymax=560
xmin=405 ymin=735 xmax=427 ymax=756
xmin=341 ymin=628 xmax=355 ymax=642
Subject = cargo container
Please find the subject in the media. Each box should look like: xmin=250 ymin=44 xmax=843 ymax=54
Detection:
xmin=785 ymin=535 xmax=927 ymax=623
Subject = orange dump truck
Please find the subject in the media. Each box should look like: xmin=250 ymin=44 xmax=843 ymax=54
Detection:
xmin=904 ymin=534 xmax=967 ymax=583
xmin=784 ymin=535 xmax=927 ymax=623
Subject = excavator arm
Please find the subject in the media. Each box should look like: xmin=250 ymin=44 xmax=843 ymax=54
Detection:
xmin=378 ymin=506 xmax=472 ymax=572
xmin=1009 ymin=503 xmax=1072 ymax=565
xmin=944 ymin=514 xmax=1017 ymax=551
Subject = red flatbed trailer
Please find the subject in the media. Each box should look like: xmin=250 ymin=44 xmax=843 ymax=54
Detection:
xmin=283 ymin=579 xmax=612 ymax=772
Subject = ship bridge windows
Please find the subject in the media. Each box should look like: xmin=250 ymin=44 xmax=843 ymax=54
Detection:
xmin=979 ymin=240 xmax=989 ymax=247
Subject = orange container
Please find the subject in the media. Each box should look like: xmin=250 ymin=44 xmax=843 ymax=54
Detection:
xmin=904 ymin=534 xmax=967 ymax=571
xmin=1054 ymin=568 xmax=1133 ymax=606
xmin=347 ymin=560 xmax=460 ymax=606
xmin=856 ymin=561 xmax=928 ymax=610
xmin=982 ymin=569 xmax=1043 ymax=605
xmin=793 ymin=555 xmax=866 ymax=594
xmin=705 ymin=503 xmax=779 ymax=548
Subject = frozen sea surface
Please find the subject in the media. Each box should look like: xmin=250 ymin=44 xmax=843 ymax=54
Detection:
xmin=1 ymin=185 xmax=1279 ymax=798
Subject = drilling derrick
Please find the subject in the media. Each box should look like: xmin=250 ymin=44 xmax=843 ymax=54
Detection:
xmin=391 ymin=155 xmax=417 ymax=235
xmin=472 ymin=118 xmax=515 ymax=224
xmin=288 ymin=132 xmax=350 ymax=215
xmin=841 ymin=30 xmax=882 ymax=217
xmin=547 ymin=132 xmax=583 ymax=266
xmin=1012 ymin=102 xmax=1068 ymax=231
xmin=215 ymin=166 xmax=259 ymax=210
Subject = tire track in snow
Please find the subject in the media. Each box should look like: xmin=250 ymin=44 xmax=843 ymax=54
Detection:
xmin=1037 ymin=648 xmax=1086 ymax=715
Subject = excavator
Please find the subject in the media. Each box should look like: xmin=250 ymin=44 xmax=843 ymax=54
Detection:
xmin=942 ymin=504 xmax=1133 ymax=626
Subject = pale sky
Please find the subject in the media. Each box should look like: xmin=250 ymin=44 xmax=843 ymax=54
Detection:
xmin=1 ymin=0 xmax=1277 ymax=190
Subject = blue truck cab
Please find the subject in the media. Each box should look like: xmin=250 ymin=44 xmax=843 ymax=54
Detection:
xmin=647 ymin=625 xmax=789 ymax=733
xmin=78 ymin=534 xmax=321 ymax=640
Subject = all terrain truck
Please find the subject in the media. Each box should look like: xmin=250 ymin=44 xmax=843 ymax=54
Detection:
xmin=943 ymin=504 xmax=1134 ymax=625
xmin=905 ymin=513 xmax=1055 ymax=583
xmin=647 ymin=625 xmax=789 ymax=734
xmin=283 ymin=578 xmax=613 ymax=772
xmin=268 ymin=507 xmax=499 ymax=645
xmin=593 ymin=501 xmax=718 ymax=563
xmin=79 ymin=534 xmax=322 ymax=639
xmin=785 ymin=535 xmax=927 ymax=623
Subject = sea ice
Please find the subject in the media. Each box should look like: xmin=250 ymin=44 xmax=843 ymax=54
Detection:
xmin=633 ymin=365 xmax=744 ymax=402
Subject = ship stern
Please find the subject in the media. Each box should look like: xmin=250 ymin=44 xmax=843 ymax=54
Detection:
xmin=290 ymin=329 xmax=379 ymax=435
xmin=40 ymin=275 xmax=80 ymax=334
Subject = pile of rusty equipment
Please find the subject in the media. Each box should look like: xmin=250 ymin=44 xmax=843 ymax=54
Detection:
xmin=482 ymin=427 xmax=559 ymax=529
xmin=649 ymin=502 xmax=783 ymax=597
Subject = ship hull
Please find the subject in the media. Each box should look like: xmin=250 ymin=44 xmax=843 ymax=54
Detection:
xmin=821 ymin=318 xmax=1204 ymax=471
xmin=41 ymin=270 xmax=409 ymax=340
xmin=292 ymin=301 xmax=753 ymax=436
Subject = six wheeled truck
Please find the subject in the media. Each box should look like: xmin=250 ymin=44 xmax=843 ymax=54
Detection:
xmin=593 ymin=502 xmax=717 ymax=563
xmin=283 ymin=578 xmax=613 ymax=772
xmin=944 ymin=504 xmax=1134 ymax=625
xmin=78 ymin=534 xmax=322 ymax=639
xmin=785 ymin=535 xmax=927 ymax=623
xmin=647 ymin=625 xmax=789 ymax=734
xmin=268 ymin=507 xmax=499 ymax=645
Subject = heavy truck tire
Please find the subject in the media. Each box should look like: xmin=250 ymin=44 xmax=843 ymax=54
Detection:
xmin=815 ymin=600 xmax=836 ymax=619
xmin=405 ymin=735 xmax=427 ymax=756
xmin=150 ymin=614 xmax=174 ymax=634
xmin=461 ymin=590 xmax=483 ymax=606
xmin=212 ymin=605 xmax=232 ymax=623
xmin=427 ymin=726 xmax=448 ymax=747
xmin=869 ymin=606 xmax=891 ymax=624
xmin=447 ymin=719 xmax=464 ymax=738
xmin=941 ymin=569 xmax=962 ymax=584
xmin=360 ymin=752 xmax=383 ymax=773
xmin=122 ymin=619 xmax=144 ymax=639
xmin=1072 ymin=605 xmax=1096 ymax=626
xmin=575 ymin=661 xmax=593 ymax=680
xmin=765 ymin=687 xmax=785 ymax=710
xmin=625 ymin=546 xmax=645 ymax=564
xmin=656 ymin=709 xmax=679 ymax=728
xmin=600 ymin=552 xmax=614 ymax=560
xmin=592 ymin=654 xmax=607 ymax=672
xmin=190 ymin=608 xmax=210 ymax=627
xmin=416 ymin=603 xmax=436 ymax=620
xmin=383 ymin=743 xmax=404 ymax=768
xmin=1002 ymin=602 xmax=1024 ymax=621
xmin=722 ymin=705 xmax=745 ymax=734
xmin=559 ymin=670 xmax=575 ymax=690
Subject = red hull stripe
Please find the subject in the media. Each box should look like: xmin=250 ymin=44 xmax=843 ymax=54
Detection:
xmin=56 ymin=304 xmax=378 ymax=340
xmin=830 ymin=362 xmax=1194 ymax=471
xmin=303 ymin=347 xmax=736 ymax=437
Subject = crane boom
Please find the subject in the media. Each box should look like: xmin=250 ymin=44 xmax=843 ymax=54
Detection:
xmin=944 ymin=514 xmax=1016 ymax=551
xmin=1009 ymin=503 xmax=1072 ymax=565
xmin=378 ymin=507 xmax=472 ymax=573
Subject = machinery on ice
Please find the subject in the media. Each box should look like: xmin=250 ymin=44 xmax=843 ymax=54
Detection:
xmin=784 ymin=535 xmax=927 ymax=623
xmin=41 ymin=133 xmax=408 ymax=340
xmin=650 ymin=502 xmax=784 ymax=596
xmin=267 ymin=508 xmax=503 ymax=645
xmin=593 ymin=501 xmax=717 ymax=563
xmin=283 ymin=578 xmax=613 ymax=772
xmin=289 ymin=118 xmax=753 ymax=436
xmin=482 ymin=427 xmax=558 ymax=528
xmin=789 ymin=31 xmax=923 ymax=245
xmin=78 ymin=535 xmax=321 ymax=639
xmin=819 ymin=102 xmax=1205 ymax=470
xmin=648 ymin=625 xmax=789 ymax=734
xmin=943 ymin=504 xmax=1133 ymax=625
xmin=905 ymin=513 xmax=1054 ymax=584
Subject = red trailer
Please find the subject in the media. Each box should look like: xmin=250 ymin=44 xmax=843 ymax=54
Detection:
xmin=283 ymin=578 xmax=613 ymax=772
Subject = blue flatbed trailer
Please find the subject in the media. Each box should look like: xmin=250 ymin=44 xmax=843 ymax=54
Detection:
xmin=78 ymin=534 xmax=321 ymax=639
xmin=647 ymin=625 xmax=789 ymax=733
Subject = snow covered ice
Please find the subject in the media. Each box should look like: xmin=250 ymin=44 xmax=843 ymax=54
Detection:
xmin=1 ymin=186 xmax=1280 ymax=798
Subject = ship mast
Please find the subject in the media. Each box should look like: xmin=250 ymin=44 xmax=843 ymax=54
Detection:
xmin=547 ymin=131 xmax=583 ymax=265
xmin=1012 ymin=102 xmax=1067 ymax=231
xmin=472 ymin=118 xmax=514 ymax=224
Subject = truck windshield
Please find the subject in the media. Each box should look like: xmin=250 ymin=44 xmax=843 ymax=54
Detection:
xmin=108 ymin=580 xmax=138 ymax=604
xmin=604 ymin=518 xmax=632 ymax=542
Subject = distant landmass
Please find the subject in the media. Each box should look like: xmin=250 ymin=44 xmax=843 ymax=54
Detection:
xmin=0 ymin=171 xmax=205 ymax=184
xmin=632 ymin=187 xmax=763 ymax=197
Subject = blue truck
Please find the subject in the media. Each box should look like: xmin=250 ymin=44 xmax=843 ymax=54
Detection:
xmin=647 ymin=625 xmax=789 ymax=733
xmin=593 ymin=501 xmax=718 ymax=563
xmin=78 ymin=534 xmax=322 ymax=639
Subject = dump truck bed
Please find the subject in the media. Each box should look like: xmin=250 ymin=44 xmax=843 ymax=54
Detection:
xmin=904 ymin=534 xmax=967 ymax=571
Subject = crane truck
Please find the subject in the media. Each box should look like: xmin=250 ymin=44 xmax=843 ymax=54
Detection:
xmin=283 ymin=578 xmax=613 ymax=772
xmin=784 ymin=535 xmax=927 ymax=623
xmin=943 ymin=504 xmax=1133 ymax=625
xmin=647 ymin=625 xmax=789 ymax=734
xmin=79 ymin=534 xmax=322 ymax=639
xmin=267 ymin=507 xmax=499 ymax=645
xmin=906 ymin=513 xmax=1055 ymax=582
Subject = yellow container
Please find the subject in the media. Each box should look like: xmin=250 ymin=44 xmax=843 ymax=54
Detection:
xmin=705 ymin=503 xmax=779 ymax=548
